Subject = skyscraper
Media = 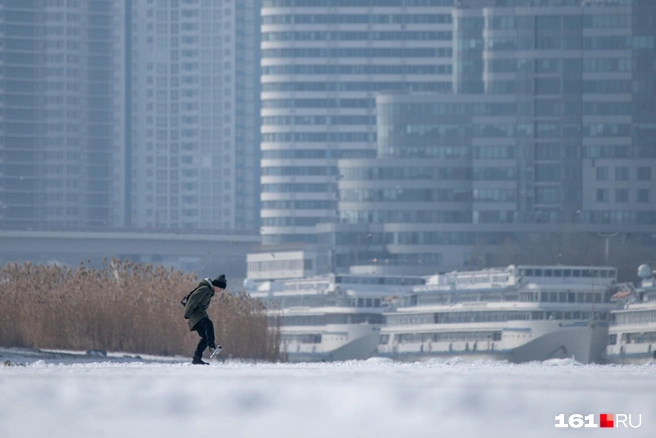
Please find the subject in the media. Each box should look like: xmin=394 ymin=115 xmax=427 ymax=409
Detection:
xmin=260 ymin=0 xmax=454 ymax=245
xmin=328 ymin=0 xmax=656 ymax=273
xmin=128 ymin=0 xmax=260 ymax=231
xmin=0 ymin=0 xmax=125 ymax=228
xmin=453 ymin=0 xmax=656 ymax=225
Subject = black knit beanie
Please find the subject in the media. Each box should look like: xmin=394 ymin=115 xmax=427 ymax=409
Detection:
xmin=212 ymin=274 xmax=227 ymax=289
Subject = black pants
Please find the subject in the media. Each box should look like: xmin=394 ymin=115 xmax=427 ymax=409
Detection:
xmin=192 ymin=317 xmax=215 ymax=358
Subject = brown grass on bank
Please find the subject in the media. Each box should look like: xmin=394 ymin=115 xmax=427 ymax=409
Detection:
xmin=0 ymin=259 xmax=280 ymax=361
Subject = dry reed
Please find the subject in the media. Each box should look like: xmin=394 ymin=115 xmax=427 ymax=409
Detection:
xmin=0 ymin=259 xmax=280 ymax=361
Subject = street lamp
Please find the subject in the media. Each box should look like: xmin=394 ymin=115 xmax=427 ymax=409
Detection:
xmin=597 ymin=232 xmax=618 ymax=266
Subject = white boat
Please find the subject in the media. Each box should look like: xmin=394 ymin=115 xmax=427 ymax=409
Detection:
xmin=378 ymin=265 xmax=618 ymax=364
xmin=245 ymin=274 xmax=424 ymax=362
xmin=606 ymin=264 xmax=656 ymax=365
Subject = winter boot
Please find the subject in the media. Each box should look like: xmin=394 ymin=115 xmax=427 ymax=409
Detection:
xmin=191 ymin=356 xmax=209 ymax=365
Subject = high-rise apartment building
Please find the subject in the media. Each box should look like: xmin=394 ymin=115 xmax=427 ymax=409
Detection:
xmin=326 ymin=0 xmax=656 ymax=273
xmin=128 ymin=0 xmax=260 ymax=231
xmin=453 ymin=0 xmax=656 ymax=225
xmin=0 ymin=0 xmax=125 ymax=228
xmin=0 ymin=0 xmax=261 ymax=233
xmin=260 ymin=0 xmax=454 ymax=245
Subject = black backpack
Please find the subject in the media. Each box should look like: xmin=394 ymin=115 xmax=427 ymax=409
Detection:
xmin=180 ymin=284 xmax=203 ymax=307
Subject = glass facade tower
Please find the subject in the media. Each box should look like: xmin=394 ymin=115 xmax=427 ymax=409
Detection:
xmin=260 ymin=0 xmax=454 ymax=244
xmin=326 ymin=0 xmax=656 ymax=273
xmin=453 ymin=0 xmax=656 ymax=226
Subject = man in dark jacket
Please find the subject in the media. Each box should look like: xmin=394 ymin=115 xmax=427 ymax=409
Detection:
xmin=184 ymin=274 xmax=226 ymax=365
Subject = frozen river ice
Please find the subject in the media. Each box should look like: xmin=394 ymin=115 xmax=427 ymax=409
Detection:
xmin=1 ymin=354 xmax=655 ymax=438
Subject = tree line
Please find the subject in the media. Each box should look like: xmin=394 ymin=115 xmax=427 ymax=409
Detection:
xmin=470 ymin=232 xmax=655 ymax=282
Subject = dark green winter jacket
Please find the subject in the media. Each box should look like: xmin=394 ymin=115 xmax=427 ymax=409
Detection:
xmin=184 ymin=278 xmax=215 ymax=330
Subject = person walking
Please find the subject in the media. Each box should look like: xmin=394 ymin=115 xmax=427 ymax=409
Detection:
xmin=184 ymin=274 xmax=226 ymax=365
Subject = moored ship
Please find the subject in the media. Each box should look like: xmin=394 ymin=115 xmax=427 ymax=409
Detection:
xmin=378 ymin=265 xmax=618 ymax=364
xmin=245 ymin=273 xmax=424 ymax=362
xmin=606 ymin=264 xmax=656 ymax=365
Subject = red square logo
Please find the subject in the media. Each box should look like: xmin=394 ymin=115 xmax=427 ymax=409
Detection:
xmin=600 ymin=414 xmax=614 ymax=428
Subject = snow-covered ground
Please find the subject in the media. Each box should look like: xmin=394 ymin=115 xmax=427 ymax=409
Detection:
xmin=1 ymin=349 xmax=655 ymax=438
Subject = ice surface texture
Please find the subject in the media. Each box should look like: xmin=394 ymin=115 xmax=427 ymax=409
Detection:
xmin=1 ymin=356 xmax=655 ymax=438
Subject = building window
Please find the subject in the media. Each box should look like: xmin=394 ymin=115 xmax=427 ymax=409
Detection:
xmin=637 ymin=167 xmax=652 ymax=181
xmin=596 ymin=189 xmax=609 ymax=202
xmin=615 ymin=188 xmax=629 ymax=203
xmin=637 ymin=189 xmax=650 ymax=203
xmin=615 ymin=167 xmax=629 ymax=181
xmin=596 ymin=167 xmax=609 ymax=181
